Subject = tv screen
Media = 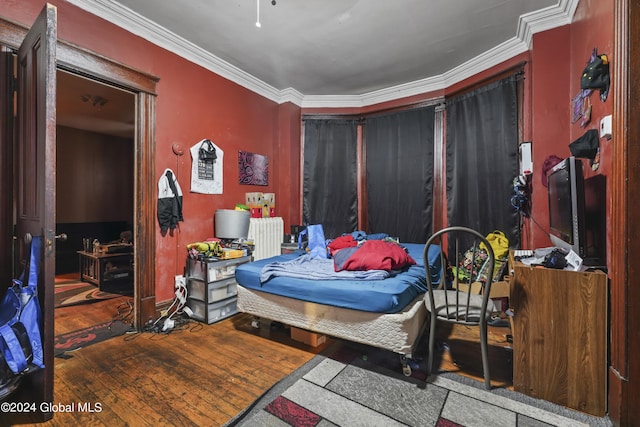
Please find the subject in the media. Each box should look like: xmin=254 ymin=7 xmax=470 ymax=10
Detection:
xmin=547 ymin=156 xmax=586 ymax=257
xmin=547 ymin=164 xmax=574 ymax=243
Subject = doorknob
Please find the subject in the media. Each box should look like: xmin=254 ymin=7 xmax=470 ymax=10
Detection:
xmin=46 ymin=232 xmax=68 ymax=251
xmin=24 ymin=233 xmax=32 ymax=245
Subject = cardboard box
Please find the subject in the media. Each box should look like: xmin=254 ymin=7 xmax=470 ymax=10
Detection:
xmin=489 ymin=280 xmax=509 ymax=299
xmin=290 ymin=327 xmax=327 ymax=347
xmin=453 ymin=281 xmax=483 ymax=294
xmin=220 ymin=248 xmax=245 ymax=259
xmin=489 ymin=280 xmax=510 ymax=313
xmin=262 ymin=193 xmax=275 ymax=217
xmin=452 ymin=280 xmax=509 ymax=297
xmin=245 ymin=192 xmax=264 ymax=218
xmin=452 ymin=279 xmax=510 ymax=312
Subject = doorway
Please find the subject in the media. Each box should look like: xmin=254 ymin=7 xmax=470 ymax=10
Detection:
xmin=0 ymin=11 xmax=158 ymax=420
xmin=0 ymin=12 xmax=159 ymax=334
xmin=54 ymin=70 xmax=136 ymax=337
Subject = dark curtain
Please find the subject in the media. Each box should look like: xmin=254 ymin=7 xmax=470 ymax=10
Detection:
xmin=302 ymin=118 xmax=358 ymax=239
xmin=445 ymin=75 xmax=520 ymax=247
xmin=365 ymin=106 xmax=435 ymax=243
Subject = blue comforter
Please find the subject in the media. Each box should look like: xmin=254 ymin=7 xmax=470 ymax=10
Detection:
xmin=260 ymin=254 xmax=389 ymax=282
xmin=235 ymin=243 xmax=442 ymax=314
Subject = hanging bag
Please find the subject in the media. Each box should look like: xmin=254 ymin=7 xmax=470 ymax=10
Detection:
xmin=197 ymin=139 xmax=217 ymax=182
xmin=0 ymin=236 xmax=45 ymax=400
xmin=198 ymin=139 xmax=217 ymax=161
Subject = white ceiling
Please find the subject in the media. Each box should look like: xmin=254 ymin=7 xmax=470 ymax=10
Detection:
xmin=67 ymin=0 xmax=577 ymax=108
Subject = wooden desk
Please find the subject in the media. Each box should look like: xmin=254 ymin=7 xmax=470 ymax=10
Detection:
xmin=78 ymin=251 xmax=134 ymax=293
xmin=510 ymin=260 xmax=608 ymax=416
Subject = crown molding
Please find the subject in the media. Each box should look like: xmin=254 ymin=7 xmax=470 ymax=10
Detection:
xmin=517 ymin=0 xmax=577 ymax=49
xmin=69 ymin=0 xmax=578 ymax=108
xmin=277 ymin=87 xmax=305 ymax=106
xmin=303 ymin=0 xmax=578 ymax=108
xmin=300 ymin=75 xmax=446 ymax=109
xmin=67 ymin=0 xmax=283 ymax=103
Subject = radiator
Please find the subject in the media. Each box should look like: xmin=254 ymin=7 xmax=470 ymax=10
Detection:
xmin=247 ymin=217 xmax=284 ymax=260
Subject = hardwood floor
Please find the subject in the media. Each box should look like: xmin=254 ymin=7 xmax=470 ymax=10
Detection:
xmin=14 ymin=286 xmax=512 ymax=427
xmin=54 ymin=273 xmax=133 ymax=335
xmin=433 ymin=320 xmax=513 ymax=389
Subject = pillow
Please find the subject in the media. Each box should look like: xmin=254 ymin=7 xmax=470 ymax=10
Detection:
xmin=327 ymin=235 xmax=357 ymax=256
xmin=334 ymin=240 xmax=416 ymax=272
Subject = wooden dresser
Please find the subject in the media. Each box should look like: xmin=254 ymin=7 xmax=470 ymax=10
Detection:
xmin=509 ymin=258 xmax=608 ymax=417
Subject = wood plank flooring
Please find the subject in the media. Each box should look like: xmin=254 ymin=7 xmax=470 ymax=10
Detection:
xmin=54 ymin=273 xmax=134 ymax=335
xmin=14 ymin=277 xmax=513 ymax=426
xmin=54 ymin=296 xmax=133 ymax=336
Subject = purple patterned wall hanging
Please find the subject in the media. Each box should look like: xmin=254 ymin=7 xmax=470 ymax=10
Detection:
xmin=238 ymin=150 xmax=268 ymax=186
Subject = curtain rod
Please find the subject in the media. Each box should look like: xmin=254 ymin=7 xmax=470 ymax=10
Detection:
xmin=362 ymin=97 xmax=444 ymax=119
xmin=302 ymin=62 xmax=525 ymax=120
xmin=302 ymin=114 xmax=361 ymax=121
xmin=445 ymin=61 xmax=526 ymax=99
xmin=302 ymin=97 xmax=444 ymax=122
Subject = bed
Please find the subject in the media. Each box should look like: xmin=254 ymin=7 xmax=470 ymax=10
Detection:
xmin=235 ymin=241 xmax=441 ymax=375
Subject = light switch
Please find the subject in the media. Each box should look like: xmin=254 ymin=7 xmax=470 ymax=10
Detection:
xmin=519 ymin=141 xmax=532 ymax=175
xmin=600 ymin=115 xmax=612 ymax=139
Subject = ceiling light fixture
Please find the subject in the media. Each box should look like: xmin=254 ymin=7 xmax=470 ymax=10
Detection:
xmin=255 ymin=0 xmax=261 ymax=28
xmin=256 ymin=0 xmax=276 ymax=28
xmin=80 ymin=94 xmax=108 ymax=108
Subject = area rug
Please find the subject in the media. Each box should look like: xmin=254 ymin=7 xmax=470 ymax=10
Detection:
xmin=54 ymin=320 xmax=132 ymax=357
xmin=54 ymin=280 xmax=122 ymax=308
xmin=224 ymin=340 xmax=613 ymax=427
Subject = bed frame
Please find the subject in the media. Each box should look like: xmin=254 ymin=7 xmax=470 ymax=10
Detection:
xmin=237 ymin=285 xmax=428 ymax=375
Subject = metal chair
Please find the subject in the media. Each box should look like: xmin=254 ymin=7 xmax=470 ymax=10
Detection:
xmin=423 ymin=226 xmax=496 ymax=389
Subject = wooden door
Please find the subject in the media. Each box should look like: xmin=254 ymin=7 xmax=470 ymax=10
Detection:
xmin=0 ymin=4 xmax=57 ymax=424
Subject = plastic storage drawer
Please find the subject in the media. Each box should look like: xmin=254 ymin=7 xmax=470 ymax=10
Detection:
xmin=187 ymin=277 xmax=238 ymax=303
xmin=187 ymin=296 xmax=238 ymax=324
xmin=186 ymin=256 xmax=251 ymax=283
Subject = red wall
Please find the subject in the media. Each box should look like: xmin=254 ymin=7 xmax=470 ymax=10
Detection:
xmin=3 ymin=0 xmax=613 ymax=302
xmin=527 ymin=0 xmax=613 ymax=260
xmin=2 ymin=1 xmax=301 ymax=302
xmin=527 ymin=25 xmax=572 ymax=248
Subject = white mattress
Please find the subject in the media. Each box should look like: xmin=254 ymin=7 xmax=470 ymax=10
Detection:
xmin=237 ymin=285 xmax=427 ymax=356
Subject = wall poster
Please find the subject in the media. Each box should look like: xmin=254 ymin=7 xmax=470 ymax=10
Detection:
xmin=238 ymin=150 xmax=268 ymax=186
xmin=190 ymin=139 xmax=223 ymax=194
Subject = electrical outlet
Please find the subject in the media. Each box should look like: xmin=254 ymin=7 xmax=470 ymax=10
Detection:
xmin=175 ymin=275 xmax=186 ymax=289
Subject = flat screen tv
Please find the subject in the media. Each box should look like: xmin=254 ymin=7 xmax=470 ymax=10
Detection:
xmin=547 ymin=156 xmax=586 ymax=258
